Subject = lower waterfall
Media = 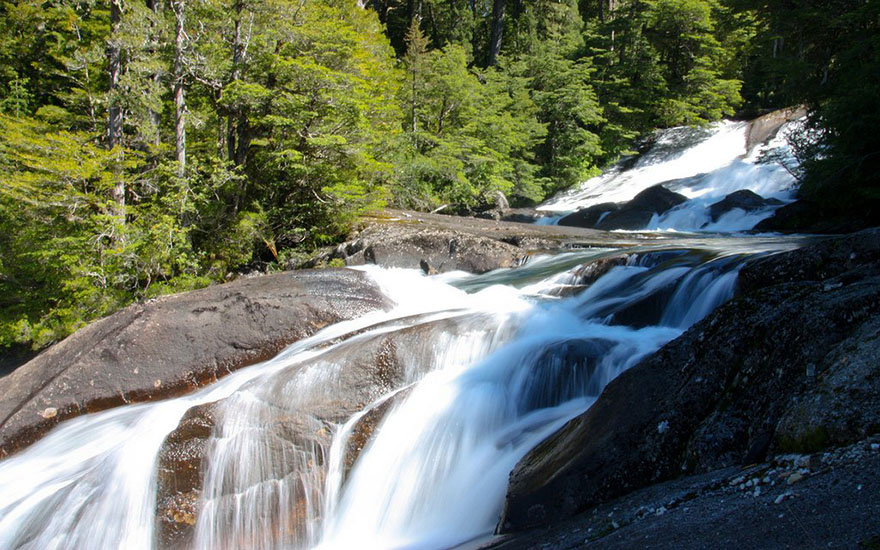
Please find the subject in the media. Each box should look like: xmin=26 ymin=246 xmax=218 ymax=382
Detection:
xmin=0 ymin=242 xmax=796 ymax=550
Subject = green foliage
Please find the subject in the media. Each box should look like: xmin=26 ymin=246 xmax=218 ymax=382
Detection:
xmin=2 ymin=0 xmax=874 ymax=350
xmin=395 ymin=39 xmax=546 ymax=209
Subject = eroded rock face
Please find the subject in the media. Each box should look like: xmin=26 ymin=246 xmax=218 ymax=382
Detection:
xmin=0 ymin=269 xmax=390 ymax=459
xmin=498 ymin=228 xmax=880 ymax=533
xmin=156 ymin=402 xmax=219 ymax=549
xmin=153 ymin=312 xmax=506 ymax=548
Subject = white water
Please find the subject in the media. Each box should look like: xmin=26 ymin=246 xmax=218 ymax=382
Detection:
xmin=539 ymin=119 xmax=801 ymax=233
xmin=0 ymin=114 xmax=805 ymax=550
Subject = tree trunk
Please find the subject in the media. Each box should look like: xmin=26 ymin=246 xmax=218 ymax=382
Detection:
xmin=108 ymin=0 xmax=125 ymax=221
xmin=146 ymin=0 xmax=162 ymax=148
xmin=488 ymin=0 xmax=505 ymax=67
xmin=228 ymin=0 xmax=246 ymax=164
xmin=173 ymin=0 xmax=186 ymax=178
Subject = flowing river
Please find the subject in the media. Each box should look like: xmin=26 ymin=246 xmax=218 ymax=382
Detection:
xmin=0 ymin=116 xmax=805 ymax=549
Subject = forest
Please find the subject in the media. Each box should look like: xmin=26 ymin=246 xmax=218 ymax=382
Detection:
xmin=0 ymin=0 xmax=877 ymax=349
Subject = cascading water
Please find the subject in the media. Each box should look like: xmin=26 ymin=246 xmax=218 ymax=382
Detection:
xmin=0 ymin=114 xmax=807 ymax=550
xmin=538 ymin=117 xmax=802 ymax=232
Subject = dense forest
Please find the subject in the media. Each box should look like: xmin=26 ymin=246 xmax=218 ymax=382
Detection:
xmin=0 ymin=0 xmax=877 ymax=349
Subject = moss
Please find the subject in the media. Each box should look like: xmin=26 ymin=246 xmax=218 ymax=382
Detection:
xmin=777 ymin=425 xmax=831 ymax=453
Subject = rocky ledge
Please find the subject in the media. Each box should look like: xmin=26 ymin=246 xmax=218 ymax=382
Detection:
xmin=298 ymin=209 xmax=665 ymax=274
xmin=491 ymin=228 xmax=880 ymax=548
xmin=0 ymin=269 xmax=390 ymax=459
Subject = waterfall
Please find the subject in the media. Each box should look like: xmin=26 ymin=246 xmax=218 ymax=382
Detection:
xmin=0 ymin=114 xmax=806 ymax=550
xmin=538 ymin=118 xmax=801 ymax=233
xmin=0 ymin=244 xmax=774 ymax=550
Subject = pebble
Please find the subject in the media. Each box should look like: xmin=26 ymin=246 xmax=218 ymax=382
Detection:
xmin=774 ymin=492 xmax=792 ymax=504
xmin=611 ymin=521 xmax=620 ymax=529
xmin=655 ymin=506 xmax=667 ymax=516
xmin=786 ymin=473 xmax=804 ymax=485
xmin=871 ymin=443 xmax=879 ymax=451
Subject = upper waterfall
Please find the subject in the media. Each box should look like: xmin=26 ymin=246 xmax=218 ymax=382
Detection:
xmin=538 ymin=115 xmax=801 ymax=233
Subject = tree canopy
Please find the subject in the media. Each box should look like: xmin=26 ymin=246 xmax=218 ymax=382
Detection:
xmin=0 ymin=0 xmax=876 ymax=348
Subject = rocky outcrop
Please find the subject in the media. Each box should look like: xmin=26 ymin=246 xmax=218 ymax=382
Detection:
xmin=745 ymin=106 xmax=806 ymax=153
xmin=498 ymin=229 xmax=880 ymax=533
xmin=0 ymin=269 xmax=390 ymax=459
xmin=305 ymin=223 xmax=528 ymax=274
xmin=154 ymin=312 xmax=504 ymax=548
xmin=708 ymin=190 xmax=782 ymax=221
xmin=557 ymin=203 xmax=620 ymax=229
xmin=557 ymin=186 xmax=687 ymax=231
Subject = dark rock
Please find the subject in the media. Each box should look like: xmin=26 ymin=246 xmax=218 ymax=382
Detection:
xmin=754 ymin=199 xmax=873 ymax=234
xmin=484 ymin=439 xmax=880 ymax=550
xmin=708 ymin=190 xmax=783 ymax=222
xmin=0 ymin=344 xmax=38 ymax=379
xmin=498 ymin=229 xmax=880 ymax=533
xmin=558 ymin=203 xmax=620 ymax=229
xmin=738 ymin=229 xmax=880 ymax=292
xmin=596 ymin=186 xmax=687 ymax=230
xmin=0 ymin=269 xmax=390 ymax=459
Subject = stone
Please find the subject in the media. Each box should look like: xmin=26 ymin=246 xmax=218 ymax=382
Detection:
xmin=596 ymin=186 xmax=687 ymax=231
xmin=0 ymin=269 xmax=390 ymax=458
xmin=708 ymin=190 xmax=783 ymax=222
xmin=498 ymin=229 xmax=880 ymax=533
xmin=558 ymin=203 xmax=621 ymax=229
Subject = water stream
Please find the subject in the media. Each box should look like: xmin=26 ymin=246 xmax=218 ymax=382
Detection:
xmin=0 ymin=117 xmax=806 ymax=550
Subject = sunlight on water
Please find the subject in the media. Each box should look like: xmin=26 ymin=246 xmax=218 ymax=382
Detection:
xmin=538 ymin=118 xmax=802 ymax=233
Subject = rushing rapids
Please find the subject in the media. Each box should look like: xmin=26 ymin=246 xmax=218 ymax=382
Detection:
xmin=0 ymin=115 xmax=806 ymax=550
xmin=538 ymin=115 xmax=802 ymax=232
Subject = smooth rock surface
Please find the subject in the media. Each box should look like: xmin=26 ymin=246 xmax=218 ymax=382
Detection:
xmin=596 ymin=186 xmax=687 ymax=231
xmin=0 ymin=269 xmax=390 ymax=458
xmin=708 ymin=190 xmax=782 ymax=221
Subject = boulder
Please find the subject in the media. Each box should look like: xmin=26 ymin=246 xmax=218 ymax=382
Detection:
xmin=558 ymin=203 xmax=620 ymax=229
xmin=498 ymin=228 xmax=880 ymax=533
xmin=596 ymin=186 xmax=687 ymax=230
xmin=708 ymin=190 xmax=783 ymax=222
xmin=0 ymin=269 xmax=390 ymax=459
xmin=309 ymin=224 xmax=526 ymax=274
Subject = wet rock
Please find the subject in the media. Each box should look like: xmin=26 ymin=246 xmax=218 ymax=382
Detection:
xmin=558 ymin=203 xmax=621 ymax=229
xmin=153 ymin=312 xmax=504 ymax=548
xmin=498 ymin=229 xmax=880 ymax=533
xmin=0 ymin=269 xmax=390 ymax=459
xmin=708 ymin=190 xmax=783 ymax=222
xmin=156 ymin=402 xmax=219 ymax=549
xmin=596 ymin=186 xmax=687 ymax=231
